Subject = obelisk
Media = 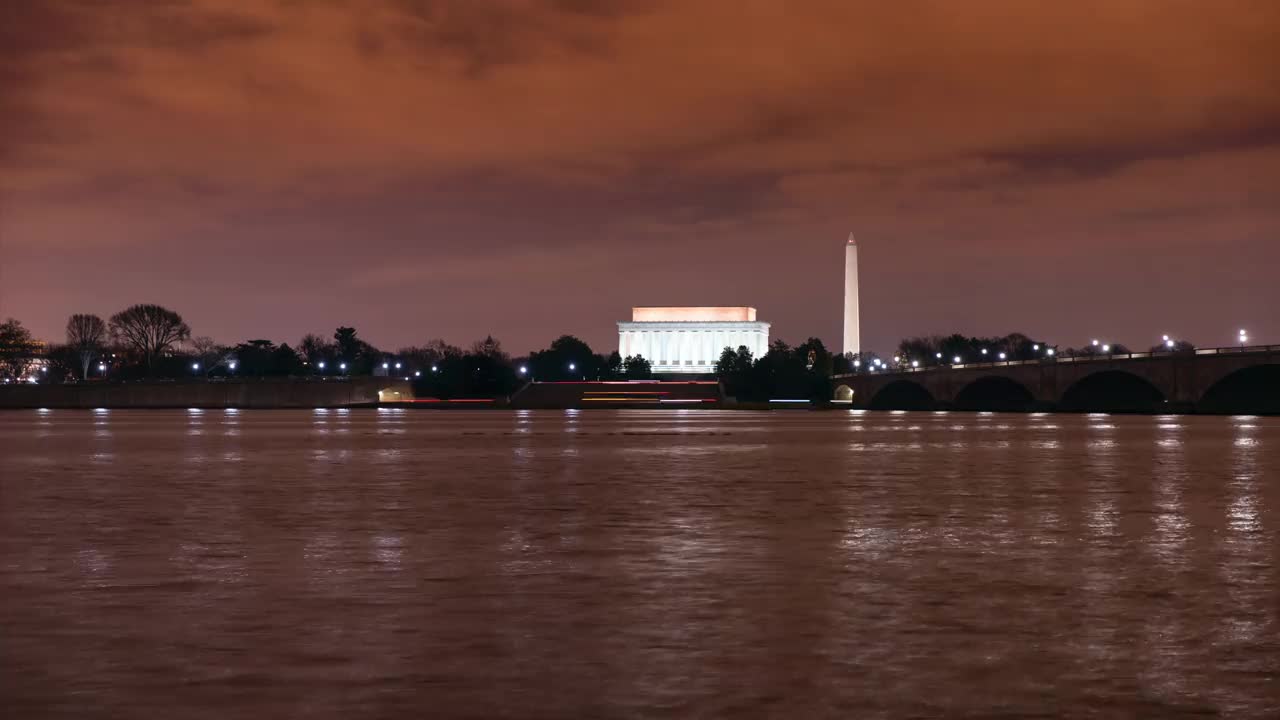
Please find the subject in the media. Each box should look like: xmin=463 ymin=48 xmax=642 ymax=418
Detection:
xmin=843 ymin=232 xmax=860 ymax=356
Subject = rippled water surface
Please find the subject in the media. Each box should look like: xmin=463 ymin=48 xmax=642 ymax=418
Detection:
xmin=2 ymin=409 xmax=1278 ymax=718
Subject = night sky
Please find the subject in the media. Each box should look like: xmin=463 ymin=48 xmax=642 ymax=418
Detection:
xmin=2 ymin=1 xmax=1278 ymax=354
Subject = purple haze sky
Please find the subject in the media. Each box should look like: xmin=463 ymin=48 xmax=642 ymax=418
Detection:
xmin=2 ymin=0 xmax=1278 ymax=355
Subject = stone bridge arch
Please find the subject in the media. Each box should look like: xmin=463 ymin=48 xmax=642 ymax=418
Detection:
xmin=1197 ymin=362 xmax=1280 ymax=414
xmin=953 ymin=375 xmax=1037 ymax=412
xmin=1059 ymin=369 xmax=1167 ymax=412
xmin=867 ymin=379 xmax=935 ymax=410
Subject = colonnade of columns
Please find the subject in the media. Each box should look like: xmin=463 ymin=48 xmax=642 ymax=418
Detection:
xmin=617 ymin=323 xmax=770 ymax=373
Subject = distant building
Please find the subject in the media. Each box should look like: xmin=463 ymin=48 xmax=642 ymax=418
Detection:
xmin=618 ymin=307 xmax=770 ymax=374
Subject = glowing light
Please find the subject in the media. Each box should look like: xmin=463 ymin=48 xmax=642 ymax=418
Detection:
xmin=382 ymin=362 xmax=389 ymax=369
xmin=953 ymin=356 xmax=962 ymax=364
xmin=1102 ymin=344 xmax=1111 ymax=353
xmin=191 ymin=362 xmax=200 ymax=371
xmin=519 ymin=366 xmax=527 ymax=374
xmin=98 ymin=363 xmax=106 ymax=371
xmin=339 ymin=362 xmax=347 ymax=370
xmin=893 ymin=356 xmax=900 ymax=363
xmin=1165 ymin=339 xmax=1175 ymax=349
xmin=1162 ymin=335 xmax=1170 ymax=341
xmin=632 ymin=307 xmax=755 ymax=322
xmin=1047 ymin=348 xmax=1056 ymax=356
xmin=40 ymin=367 xmax=46 ymax=373
xmin=853 ymin=360 xmax=861 ymax=368
xmin=229 ymin=361 xmax=237 ymax=370
xmin=981 ymin=348 xmax=988 ymax=355
xmin=1032 ymin=344 xmax=1039 ymax=351
xmin=394 ymin=362 xmax=402 ymax=369
xmin=1092 ymin=339 xmax=1099 ymax=346
xmin=414 ymin=371 xmax=421 ymax=377
xmin=568 ymin=363 xmax=576 ymax=371
xmin=318 ymin=361 xmax=325 ymax=369
xmin=935 ymin=352 xmax=942 ymax=358
xmin=431 ymin=365 xmax=438 ymax=372
xmin=998 ymin=352 xmax=1007 ymax=360
xmin=911 ymin=360 xmax=919 ymax=368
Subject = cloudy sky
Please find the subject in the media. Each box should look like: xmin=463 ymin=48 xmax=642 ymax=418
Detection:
xmin=2 ymin=0 xmax=1278 ymax=354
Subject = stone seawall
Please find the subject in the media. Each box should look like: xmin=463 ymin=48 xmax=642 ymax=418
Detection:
xmin=0 ymin=378 xmax=414 ymax=409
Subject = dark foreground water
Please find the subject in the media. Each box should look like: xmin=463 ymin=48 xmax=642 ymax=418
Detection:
xmin=1 ymin=409 xmax=1277 ymax=718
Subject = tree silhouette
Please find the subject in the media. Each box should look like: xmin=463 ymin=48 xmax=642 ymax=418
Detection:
xmin=108 ymin=304 xmax=190 ymax=372
xmin=623 ymin=354 xmax=653 ymax=379
xmin=65 ymin=313 xmax=107 ymax=380
xmin=0 ymin=318 xmax=38 ymax=381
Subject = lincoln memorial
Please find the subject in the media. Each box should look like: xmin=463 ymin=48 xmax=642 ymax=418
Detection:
xmin=617 ymin=307 xmax=771 ymax=374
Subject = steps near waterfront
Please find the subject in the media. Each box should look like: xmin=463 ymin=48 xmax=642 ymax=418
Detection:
xmin=509 ymin=381 xmax=723 ymax=409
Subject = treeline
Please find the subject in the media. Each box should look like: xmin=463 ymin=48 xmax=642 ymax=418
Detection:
xmin=714 ymin=338 xmax=836 ymax=401
xmin=0 ymin=305 xmax=658 ymax=398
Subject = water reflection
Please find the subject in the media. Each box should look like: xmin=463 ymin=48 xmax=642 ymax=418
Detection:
xmin=0 ymin=410 xmax=1277 ymax=717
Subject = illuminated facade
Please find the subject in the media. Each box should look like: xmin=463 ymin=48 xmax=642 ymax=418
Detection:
xmin=617 ymin=307 xmax=770 ymax=374
xmin=843 ymin=232 xmax=860 ymax=356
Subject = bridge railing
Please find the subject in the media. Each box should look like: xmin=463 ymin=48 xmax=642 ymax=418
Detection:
xmin=836 ymin=344 xmax=1278 ymax=378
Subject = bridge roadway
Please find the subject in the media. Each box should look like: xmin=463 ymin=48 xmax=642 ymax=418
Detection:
xmin=832 ymin=344 xmax=1280 ymax=412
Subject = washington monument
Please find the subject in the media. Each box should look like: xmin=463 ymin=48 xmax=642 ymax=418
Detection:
xmin=843 ymin=232 xmax=860 ymax=356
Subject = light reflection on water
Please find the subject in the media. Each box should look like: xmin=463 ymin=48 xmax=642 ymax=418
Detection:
xmin=1 ymin=409 xmax=1278 ymax=717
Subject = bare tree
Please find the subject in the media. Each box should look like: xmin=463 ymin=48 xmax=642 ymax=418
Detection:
xmin=66 ymin=314 xmax=107 ymax=380
xmin=109 ymin=304 xmax=191 ymax=371
xmin=189 ymin=335 xmax=230 ymax=374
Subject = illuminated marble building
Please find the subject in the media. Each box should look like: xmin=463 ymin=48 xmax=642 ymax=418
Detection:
xmin=617 ymin=307 xmax=770 ymax=374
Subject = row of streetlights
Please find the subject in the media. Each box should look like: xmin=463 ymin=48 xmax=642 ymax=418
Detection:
xmin=855 ymin=328 xmax=1254 ymax=374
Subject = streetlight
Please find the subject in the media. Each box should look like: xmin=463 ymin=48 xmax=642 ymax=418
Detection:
xmin=935 ymin=352 xmax=943 ymax=359
xmin=394 ymin=362 xmax=402 ymax=370
xmin=568 ymin=362 xmax=576 ymax=371
xmin=1032 ymin=344 xmax=1040 ymax=351
xmin=519 ymin=366 xmax=527 ymax=375
xmin=953 ymin=356 xmax=962 ymax=364
xmin=981 ymin=348 xmax=988 ymax=355
xmin=431 ymin=365 xmax=438 ymax=372
xmin=911 ymin=360 xmax=919 ymax=368
xmin=1239 ymin=329 xmax=1248 ymax=346
xmin=339 ymin=362 xmax=347 ymax=371
xmin=853 ymin=359 xmax=861 ymax=368
xmin=1165 ymin=339 xmax=1175 ymax=349
xmin=382 ymin=362 xmax=389 ymax=370
xmin=1092 ymin=339 xmax=1100 ymax=347
xmin=1102 ymin=344 xmax=1111 ymax=353
xmin=229 ymin=361 xmax=237 ymax=371
xmin=191 ymin=362 xmax=200 ymax=372
xmin=998 ymin=352 xmax=1007 ymax=360
xmin=318 ymin=361 xmax=325 ymax=370
xmin=1047 ymin=348 xmax=1056 ymax=356
xmin=97 ymin=363 xmax=107 ymax=373
xmin=414 ymin=371 xmax=421 ymax=377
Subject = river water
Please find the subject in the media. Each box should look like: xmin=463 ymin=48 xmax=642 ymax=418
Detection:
xmin=1 ymin=409 xmax=1277 ymax=718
